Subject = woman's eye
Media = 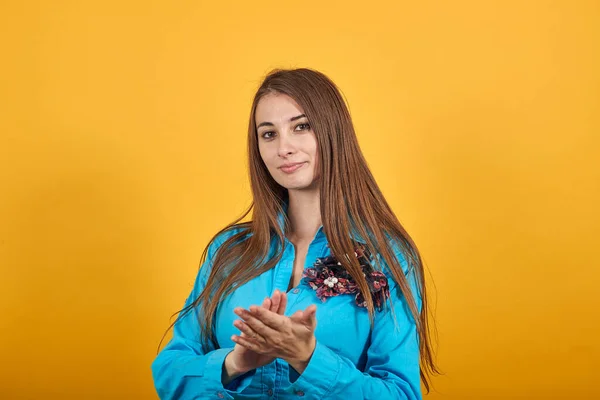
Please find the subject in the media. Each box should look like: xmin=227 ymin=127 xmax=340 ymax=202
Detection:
xmin=295 ymin=123 xmax=310 ymax=131
xmin=261 ymin=131 xmax=276 ymax=139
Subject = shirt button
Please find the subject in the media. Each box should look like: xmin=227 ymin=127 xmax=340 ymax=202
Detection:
xmin=296 ymin=390 xmax=305 ymax=396
xmin=217 ymin=392 xmax=224 ymax=398
xmin=292 ymin=288 xmax=300 ymax=294
xmin=267 ymin=388 xmax=274 ymax=396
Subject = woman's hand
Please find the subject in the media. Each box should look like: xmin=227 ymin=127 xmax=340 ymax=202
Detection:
xmin=222 ymin=290 xmax=287 ymax=384
xmin=231 ymin=303 xmax=317 ymax=374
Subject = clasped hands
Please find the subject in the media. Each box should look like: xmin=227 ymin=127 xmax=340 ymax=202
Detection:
xmin=223 ymin=289 xmax=317 ymax=384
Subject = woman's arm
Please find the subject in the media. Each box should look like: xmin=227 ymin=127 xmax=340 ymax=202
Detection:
xmin=151 ymin=234 xmax=258 ymax=400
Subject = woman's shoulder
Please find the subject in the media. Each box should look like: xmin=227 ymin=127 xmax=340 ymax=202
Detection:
xmin=207 ymin=223 xmax=252 ymax=256
xmin=371 ymin=237 xmax=412 ymax=275
xmin=196 ymin=224 xmax=252 ymax=284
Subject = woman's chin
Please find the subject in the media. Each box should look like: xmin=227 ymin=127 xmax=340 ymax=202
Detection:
xmin=281 ymin=181 xmax=320 ymax=192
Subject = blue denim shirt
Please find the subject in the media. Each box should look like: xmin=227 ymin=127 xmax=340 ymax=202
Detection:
xmin=152 ymin=211 xmax=422 ymax=400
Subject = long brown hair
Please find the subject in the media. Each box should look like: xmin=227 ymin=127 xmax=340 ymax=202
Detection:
xmin=164 ymin=68 xmax=440 ymax=392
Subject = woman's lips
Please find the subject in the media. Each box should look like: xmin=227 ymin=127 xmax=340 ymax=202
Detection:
xmin=280 ymin=162 xmax=306 ymax=174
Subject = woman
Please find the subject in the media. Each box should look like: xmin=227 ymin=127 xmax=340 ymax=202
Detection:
xmin=152 ymin=68 xmax=438 ymax=399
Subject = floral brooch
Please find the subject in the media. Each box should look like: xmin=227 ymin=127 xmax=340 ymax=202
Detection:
xmin=302 ymin=245 xmax=391 ymax=311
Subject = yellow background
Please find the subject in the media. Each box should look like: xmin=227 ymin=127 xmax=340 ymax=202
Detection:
xmin=1 ymin=1 xmax=598 ymax=399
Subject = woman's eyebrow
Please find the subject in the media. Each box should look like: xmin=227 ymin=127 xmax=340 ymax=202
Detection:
xmin=289 ymin=113 xmax=306 ymax=122
xmin=257 ymin=114 xmax=306 ymax=129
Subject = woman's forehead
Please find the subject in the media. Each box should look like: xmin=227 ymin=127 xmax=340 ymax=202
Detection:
xmin=255 ymin=93 xmax=305 ymax=123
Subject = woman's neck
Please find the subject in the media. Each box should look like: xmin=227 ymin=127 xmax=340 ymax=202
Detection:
xmin=286 ymin=189 xmax=321 ymax=245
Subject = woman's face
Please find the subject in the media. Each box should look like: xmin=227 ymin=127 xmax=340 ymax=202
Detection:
xmin=255 ymin=93 xmax=320 ymax=191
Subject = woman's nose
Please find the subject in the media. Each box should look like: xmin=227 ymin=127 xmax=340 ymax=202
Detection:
xmin=277 ymin=133 xmax=295 ymax=157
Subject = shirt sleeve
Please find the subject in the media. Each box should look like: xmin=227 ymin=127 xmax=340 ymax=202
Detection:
xmin=151 ymin=234 xmax=260 ymax=400
xmin=283 ymin=253 xmax=423 ymax=399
